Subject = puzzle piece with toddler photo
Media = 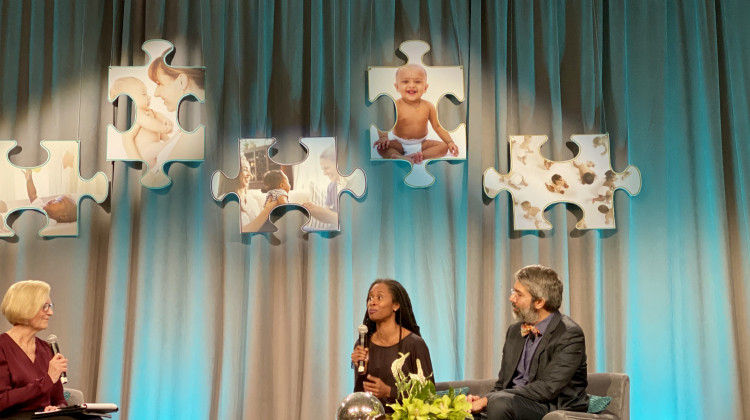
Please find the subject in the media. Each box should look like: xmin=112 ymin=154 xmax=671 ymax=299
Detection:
xmin=368 ymin=40 xmax=466 ymax=188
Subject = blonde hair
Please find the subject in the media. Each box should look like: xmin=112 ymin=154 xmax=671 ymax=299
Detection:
xmin=1 ymin=280 xmax=50 ymax=325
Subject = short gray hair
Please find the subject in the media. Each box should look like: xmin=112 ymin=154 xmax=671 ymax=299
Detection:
xmin=514 ymin=265 xmax=563 ymax=311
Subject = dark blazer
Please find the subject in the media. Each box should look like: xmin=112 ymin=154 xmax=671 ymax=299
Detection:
xmin=491 ymin=311 xmax=589 ymax=412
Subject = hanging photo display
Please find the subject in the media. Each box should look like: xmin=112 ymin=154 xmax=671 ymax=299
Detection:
xmin=107 ymin=39 xmax=206 ymax=189
xmin=0 ymin=140 xmax=109 ymax=237
xmin=483 ymin=134 xmax=641 ymax=230
xmin=211 ymin=137 xmax=366 ymax=233
xmin=368 ymin=40 xmax=467 ymax=188
xmin=0 ymin=35 xmax=646 ymax=239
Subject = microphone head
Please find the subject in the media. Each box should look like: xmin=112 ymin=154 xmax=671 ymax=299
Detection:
xmin=46 ymin=334 xmax=58 ymax=344
xmin=357 ymin=324 xmax=368 ymax=335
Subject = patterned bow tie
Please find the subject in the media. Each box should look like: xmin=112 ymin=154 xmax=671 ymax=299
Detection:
xmin=521 ymin=323 xmax=541 ymax=338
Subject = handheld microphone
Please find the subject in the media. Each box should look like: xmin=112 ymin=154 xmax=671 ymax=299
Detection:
xmin=46 ymin=334 xmax=67 ymax=384
xmin=357 ymin=324 xmax=368 ymax=374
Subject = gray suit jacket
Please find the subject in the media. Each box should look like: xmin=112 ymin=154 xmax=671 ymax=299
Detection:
xmin=490 ymin=311 xmax=589 ymax=412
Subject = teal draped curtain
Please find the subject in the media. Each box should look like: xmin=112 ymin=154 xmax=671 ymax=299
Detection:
xmin=0 ymin=1 xmax=748 ymax=419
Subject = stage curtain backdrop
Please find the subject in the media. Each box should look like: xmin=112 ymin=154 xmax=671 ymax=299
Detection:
xmin=0 ymin=1 xmax=748 ymax=419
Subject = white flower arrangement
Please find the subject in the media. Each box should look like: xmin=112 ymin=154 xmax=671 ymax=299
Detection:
xmin=387 ymin=352 xmax=472 ymax=420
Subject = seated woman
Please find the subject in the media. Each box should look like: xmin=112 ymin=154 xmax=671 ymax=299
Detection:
xmin=351 ymin=279 xmax=433 ymax=412
xmin=0 ymin=280 xmax=68 ymax=418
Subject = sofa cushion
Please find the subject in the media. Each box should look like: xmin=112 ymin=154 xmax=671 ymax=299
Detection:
xmin=434 ymin=378 xmax=496 ymax=397
xmin=435 ymin=386 xmax=470 ymax=397
xmin=587 ymin=395 xmax=612 ymax=413
xmin=437 ymin=373 xmax=628 ymax=420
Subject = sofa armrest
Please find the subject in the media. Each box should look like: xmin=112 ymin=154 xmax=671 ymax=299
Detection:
xmin=543 ymin=411 xmax=618 ymax=420
xmin=64 ymin=387 xmax=85 ymax=406
xmin=586 ymin=373 xmax=629 ymax=420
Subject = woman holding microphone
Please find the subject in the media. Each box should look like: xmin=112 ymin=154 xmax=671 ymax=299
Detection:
xmin=0 ymin=280 xmax=67 ymax=418
xmin=351 ymin=279 xmax=433 ymax=412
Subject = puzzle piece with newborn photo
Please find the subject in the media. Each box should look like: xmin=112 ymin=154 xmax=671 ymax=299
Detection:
xmin=0 ymin=140 xmax=108 ymax=237
xmin=107 ymin=39 xmax=205 ymax=189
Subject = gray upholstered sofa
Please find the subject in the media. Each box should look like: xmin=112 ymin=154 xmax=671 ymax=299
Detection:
xmin=64 ymin=387 xmax=85 ymax=405
xmin=435 ymin=372 xmax=629 ymax=420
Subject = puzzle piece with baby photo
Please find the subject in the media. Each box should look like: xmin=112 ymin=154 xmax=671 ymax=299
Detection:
xmin=107 ymin=39 xmax=205 ymax=189
xmin=368 ymin=40 xmax=466 ymax=188
xmin=0 ymin=140 xmax=109 ymax=237
xmin=211 ymin=137 xmax=366 ymax=233
xmin=483 ymin=134 xmax=641 ymax=230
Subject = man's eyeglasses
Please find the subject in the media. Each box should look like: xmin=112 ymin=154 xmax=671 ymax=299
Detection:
xmin=42 ymin=303 xmax=54 ymax=312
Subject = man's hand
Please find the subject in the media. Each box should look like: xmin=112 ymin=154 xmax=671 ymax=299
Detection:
xmin=362 ymin=374 xmax=391 ymax=399
xmin=466 ymin=395 xmax=487 ymax=413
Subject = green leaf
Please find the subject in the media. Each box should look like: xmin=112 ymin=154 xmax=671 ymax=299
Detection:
xmin=387 ymin=353 xmax=474 ymax=420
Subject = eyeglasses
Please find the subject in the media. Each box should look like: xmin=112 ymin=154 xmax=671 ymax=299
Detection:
xmin=42 ymin=303 xmax=54 ymax=312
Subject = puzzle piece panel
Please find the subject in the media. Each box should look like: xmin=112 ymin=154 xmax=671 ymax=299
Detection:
xmin=368 ymin=40 xmax=466 ymax=188
xmin=0 ymin=140 xmax=109 ymax=237
xmin=369 ymin=124 xmax=465 ymax=187
xmin=483 ymin=134 xmax=641 ymax=230
xmin=211 ymin=137 xmax=366 ymax=233
xmin=107 ymin=39 xmax=205 ymax=189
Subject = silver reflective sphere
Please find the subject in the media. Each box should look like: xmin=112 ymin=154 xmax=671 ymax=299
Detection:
xmin=336 ymin=392 xmax=385 ymax=420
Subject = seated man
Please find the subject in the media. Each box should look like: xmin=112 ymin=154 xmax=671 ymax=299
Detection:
xmin=469 ymin=265 xmax=589 ymax=420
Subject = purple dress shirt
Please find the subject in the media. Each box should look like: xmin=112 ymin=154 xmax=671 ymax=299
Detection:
xmin=511 ymin=312 xmax=555 ymax=388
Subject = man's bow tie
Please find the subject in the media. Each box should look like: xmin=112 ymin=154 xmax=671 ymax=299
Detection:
xmin=521 ymin=323 xmax=541 ymax=338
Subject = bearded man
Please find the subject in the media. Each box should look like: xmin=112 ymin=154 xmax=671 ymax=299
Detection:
xmin=468 ymin=265 xmax=589 ymax=420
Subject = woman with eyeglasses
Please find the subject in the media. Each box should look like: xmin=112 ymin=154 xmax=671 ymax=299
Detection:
xmin=0 ymin=280 xmax=67 ymax=417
